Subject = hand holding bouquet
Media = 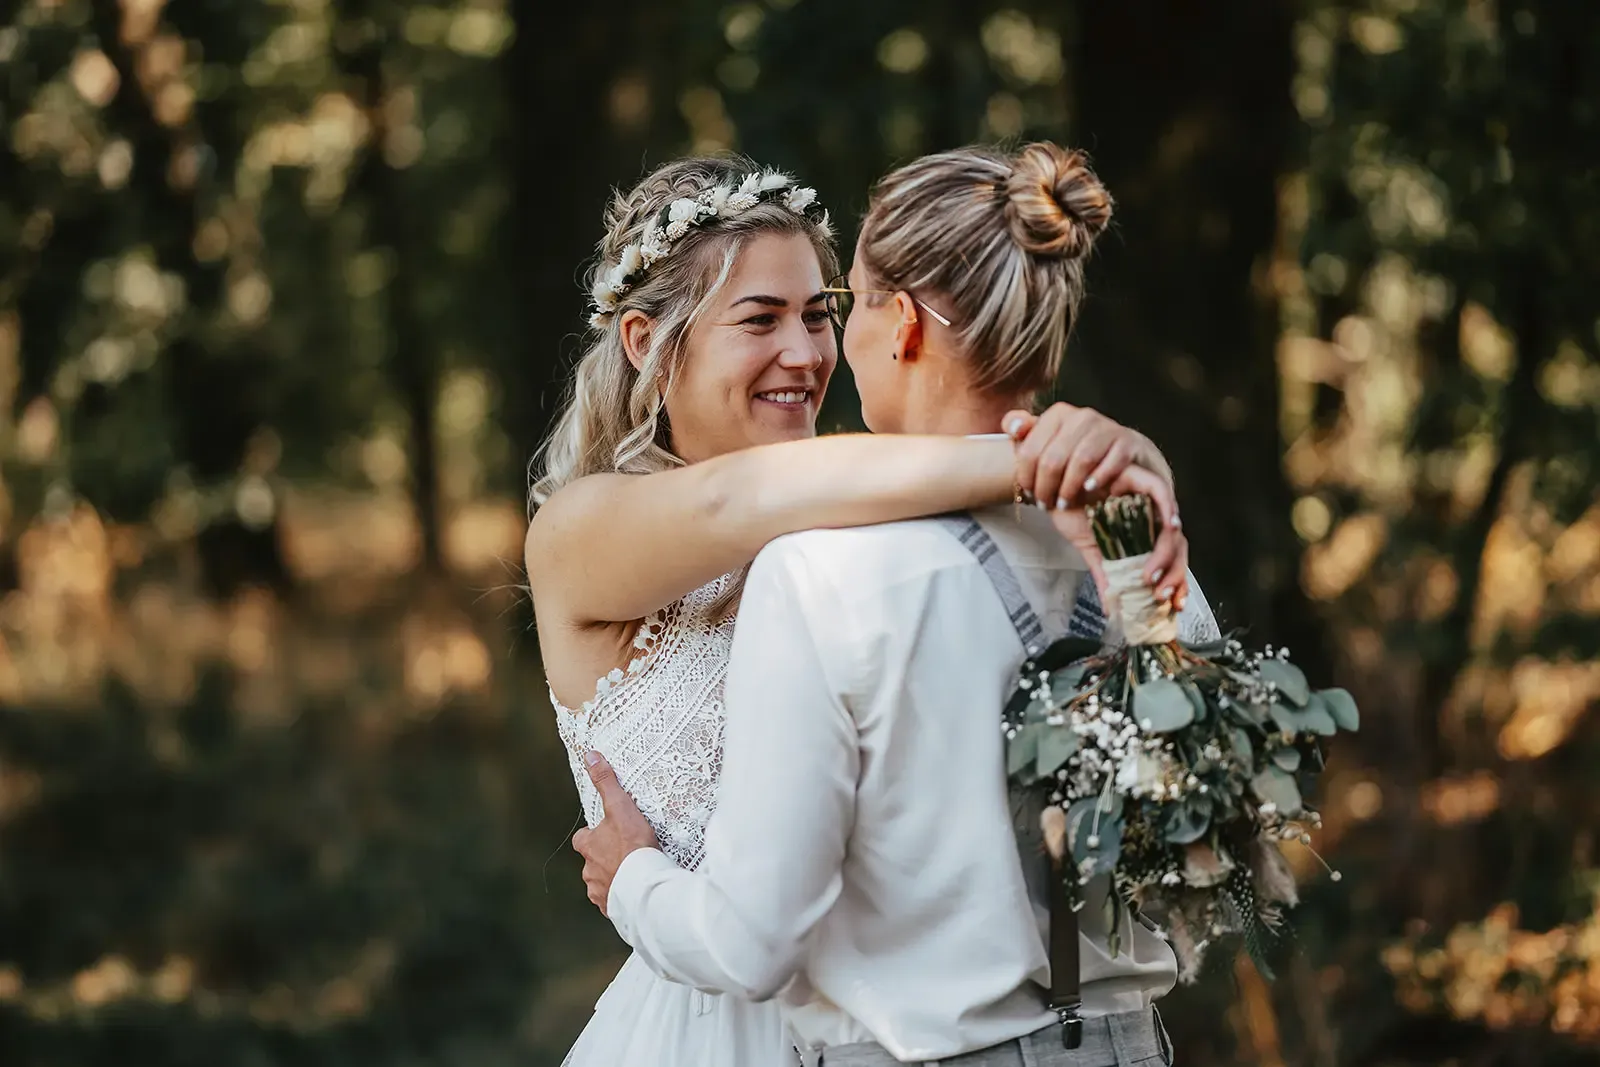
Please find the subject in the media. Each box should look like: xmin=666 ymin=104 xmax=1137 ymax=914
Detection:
xmin=1005 ymin=495 xmax=1359 ymax=980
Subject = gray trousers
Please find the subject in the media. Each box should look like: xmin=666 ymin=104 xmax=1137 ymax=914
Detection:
xmin=802 ymin=1008 xmax=1173 ymax=1067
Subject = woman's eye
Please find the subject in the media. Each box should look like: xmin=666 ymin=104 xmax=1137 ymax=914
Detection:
xmin=803 ymin=309 xmax=831 ymax=328
xmin=741 ymin=314 xmax=778 ymax=328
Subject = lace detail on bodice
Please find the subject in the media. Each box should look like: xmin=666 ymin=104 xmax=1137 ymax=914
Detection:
xmin=551 ymin=575 xmax=737 ymax=871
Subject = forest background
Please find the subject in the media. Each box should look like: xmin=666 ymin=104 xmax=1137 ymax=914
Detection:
xmin=2 ymin=0 xmax=1599 ymax=1064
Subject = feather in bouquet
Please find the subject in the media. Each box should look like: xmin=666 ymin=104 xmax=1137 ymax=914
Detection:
xmin=1004 ymin=495 xmax=1359 ymax=981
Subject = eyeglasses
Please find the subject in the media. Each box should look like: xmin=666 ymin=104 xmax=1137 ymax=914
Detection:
xmin=821 ymin=273 xmax=953 ymax=333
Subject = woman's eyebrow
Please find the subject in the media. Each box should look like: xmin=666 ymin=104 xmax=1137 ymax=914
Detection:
xmin=728 ymin=294 xmax=788 ymax=309
xmin=728 ymin=292 xmax=827 ymax=309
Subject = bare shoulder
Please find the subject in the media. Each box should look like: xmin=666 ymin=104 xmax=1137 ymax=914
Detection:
xmin=523 ymin=473 xmax=633 ymax=591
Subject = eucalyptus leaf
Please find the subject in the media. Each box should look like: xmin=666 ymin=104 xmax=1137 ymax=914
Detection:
xmin=1133 ymin=678 xmax=1195 ymax=732
xmin=1271 ymin=746 xmax=1302 ymax=772
xmin=1022 ymin=691 xmax=1054 ymax=725
xmin=1298 ymin=695 xmax=1338 ymax=736
xmin=1319 ymin=687 xmax=1360 ymax=732
xmin=1048 ymin=664 xmax=1089 ymax=701
xmin=1251 ymin=767 xmax=1303 ymax=816
xmin=1163 ymin=794 xmax=1213 ymax=844
xmin=1007 ymin=724 xmax=1041 ymax=779
xmin=1105 ymin=890 xmax=1124 ymax=959
xmin=1260 ymin=659 xmax=1309 ymax=707
xmin=1068 ymin=797 xmax=1124 ymax=877
xmin=1268 ymin=702 xmax=1302 ymax=736
xmin=1182 ymin=681 xmax=1209 ymax=724
xmin=1036 ymin=727 xmax=1080 ymax=777
xmin=1230 ymin=727 xmax=1255 ymax=765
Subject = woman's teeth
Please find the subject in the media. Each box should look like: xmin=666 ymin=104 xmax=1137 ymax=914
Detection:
xmin=756 ymin=390 xmax=809 ymax=405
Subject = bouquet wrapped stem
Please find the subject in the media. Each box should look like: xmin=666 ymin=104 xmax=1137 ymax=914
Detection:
xmin=1006 ymin=496 xmax=1360 ymax=981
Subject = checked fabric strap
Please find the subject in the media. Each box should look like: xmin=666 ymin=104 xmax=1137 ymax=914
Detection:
xmin=933 ymin=513 xmax=1109 ymax=1049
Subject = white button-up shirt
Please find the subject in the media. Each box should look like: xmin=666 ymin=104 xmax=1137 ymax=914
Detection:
xmin=609 ymin=506 xmax=1182 ymax=1062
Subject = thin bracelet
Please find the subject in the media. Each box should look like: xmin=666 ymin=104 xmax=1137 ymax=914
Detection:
xmin=1014 ymin=476 xmax=1036 ymax=522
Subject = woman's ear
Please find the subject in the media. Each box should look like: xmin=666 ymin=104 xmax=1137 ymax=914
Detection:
xmin=619 ymin=310 xmax=653 ymax=373
xmin=891 ymin=291 xmax=923 ymax=364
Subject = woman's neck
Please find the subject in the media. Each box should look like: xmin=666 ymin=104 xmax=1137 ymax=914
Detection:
xmin=896 ymin=370 xmax=1025 ymax=437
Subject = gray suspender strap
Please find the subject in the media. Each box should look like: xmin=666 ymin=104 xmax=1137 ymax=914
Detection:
xmin=933 ymin=513 xmax=1086 ymax=1049
xmin=933 ymin=513 xmax=1048 ymax=653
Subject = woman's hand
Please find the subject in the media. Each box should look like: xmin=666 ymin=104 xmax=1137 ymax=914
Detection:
xmin=1005 ymin=403 xmax=1189 ymax=608
xmin=1047 ymin=463 xmax=1191 ymax=612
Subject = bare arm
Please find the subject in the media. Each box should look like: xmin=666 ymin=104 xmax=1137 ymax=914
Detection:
xmin=526 ymin=433 xmax=1018 ymax=626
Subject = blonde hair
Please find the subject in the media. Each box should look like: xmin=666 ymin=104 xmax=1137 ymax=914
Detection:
xmin=857 ymin=141 xmax=1113 ymax=398
xmin=530 ymin=156 xmax=838 ymax=510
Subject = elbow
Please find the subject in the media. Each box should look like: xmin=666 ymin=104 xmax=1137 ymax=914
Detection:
xmin=727 ymin=942 xmax=804 ymax=1002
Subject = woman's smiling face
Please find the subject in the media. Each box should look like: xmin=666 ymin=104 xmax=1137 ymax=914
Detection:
xmin=661 ymin=231 xmax=838 ymax=463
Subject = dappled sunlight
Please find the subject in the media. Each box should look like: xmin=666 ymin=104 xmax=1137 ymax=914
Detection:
xmin=1387 ymin=898 xmax=1600 ymax=1041
xmin=1281 ymin=1 xmax=1600 ymax=1054
xmin=0 ymin=490 xmax=523 ymax=717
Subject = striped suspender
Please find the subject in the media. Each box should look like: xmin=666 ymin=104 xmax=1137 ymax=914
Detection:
xmin=933 ymin=513 xmax=1098 ymax=1049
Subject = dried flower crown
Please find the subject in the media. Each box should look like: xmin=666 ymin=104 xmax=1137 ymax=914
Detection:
xmin=588 ymin=170 xmax=827 ymax=328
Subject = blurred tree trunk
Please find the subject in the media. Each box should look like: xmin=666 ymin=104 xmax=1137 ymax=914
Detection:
xmin=339 ymin=2 xmax=442 ymax=572
xmin=1067 ymin=0 xmax=1322 ymax=673
xmin=501 ymin=0 xmax=685 ymax=509
xmin=87 ymin=0 xmax=292 ymax=593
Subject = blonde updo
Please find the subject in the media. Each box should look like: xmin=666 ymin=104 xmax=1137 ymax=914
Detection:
xmin=1003 ymin=142 xmax=1113 ymax=259
xmin=857 ymin=141 xmax=1113 ymax=397
xmin=530 ymin=156 xmax=838 ymax=510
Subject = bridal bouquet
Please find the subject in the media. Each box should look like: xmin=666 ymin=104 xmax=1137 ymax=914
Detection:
xmin=1005 ymin=495 xmax=1359 ymax=981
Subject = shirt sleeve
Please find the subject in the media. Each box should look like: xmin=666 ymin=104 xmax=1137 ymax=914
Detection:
xmin=608 ymin=537 xmax=858 ymax=1001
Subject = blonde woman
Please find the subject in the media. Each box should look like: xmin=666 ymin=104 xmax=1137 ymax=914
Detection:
xmin=528 ymin=155 xmax=1188 ymax=1067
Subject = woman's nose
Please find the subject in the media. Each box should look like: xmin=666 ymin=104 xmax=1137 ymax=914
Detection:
xmin=776 ymin=332 xmax=824 ymax=370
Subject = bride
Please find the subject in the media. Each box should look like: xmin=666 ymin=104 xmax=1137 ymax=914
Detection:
xmin=526 ymin=151 xmax=1199 ymax=1066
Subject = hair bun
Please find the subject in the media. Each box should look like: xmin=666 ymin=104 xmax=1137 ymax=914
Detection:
xmin=1002 ymin=142 xmax=1112 ymax=260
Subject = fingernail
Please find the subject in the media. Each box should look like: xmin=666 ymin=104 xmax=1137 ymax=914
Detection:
xmin=1169 ymin=515 xmax=1182 ymax=529
xmin=1149 ymin=568 xmax=1164 ymax=586
xmin=1176 ymin=596 xmax=1187 ymax=612
xmin=1055 ymin=497 xmax=1069 ymax=511
xmin=1083 ymin=476 xmax=1097 ymax=493
xmin=584 ymin=750 xmax=602 ymax=767
xmin=1005 ymin=417 xmax=1024 ymax=436
xmin=1159 ymin=587 xmax=1174 ymax=602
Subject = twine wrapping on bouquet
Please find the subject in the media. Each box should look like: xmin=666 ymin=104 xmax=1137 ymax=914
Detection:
xmin=1101 ymin=553 xmax=1177 ymax=646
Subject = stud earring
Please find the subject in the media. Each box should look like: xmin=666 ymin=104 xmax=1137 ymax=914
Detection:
xmin=891 ymin=352 xmax=898 ymax=361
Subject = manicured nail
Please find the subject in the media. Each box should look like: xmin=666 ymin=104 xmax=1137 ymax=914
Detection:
xmin=1149 ymin=568 xmax=1164 ymax=586
xmin=1005 ymin=417 xmax=1024 ymax=436
xmin=1176 ymin=595 xmax=1187 ymax=612
xmin=1055 ymin=497 xmax=1069 ymax=511
xmin=584 ymin=750 xmax=602 ymax=767
xmin=1169 ymin=514 xmax=1182 ymax=529
xmin=1159 ymin=586 xmax=1174 ymax=602
xmin=1083 ymin=476 xmax=1097 ymax=493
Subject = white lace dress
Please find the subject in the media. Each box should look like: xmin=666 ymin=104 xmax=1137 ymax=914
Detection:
xmin=553 ymin=574 xmax=795 ymax=1067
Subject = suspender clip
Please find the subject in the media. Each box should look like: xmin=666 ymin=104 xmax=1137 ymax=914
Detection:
xmin=1058 ymin=1004 xmax=1083 ymax=1049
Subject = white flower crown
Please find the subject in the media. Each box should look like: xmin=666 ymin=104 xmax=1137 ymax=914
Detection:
xmin=588 ymin=170 xmax=827 ymax=328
